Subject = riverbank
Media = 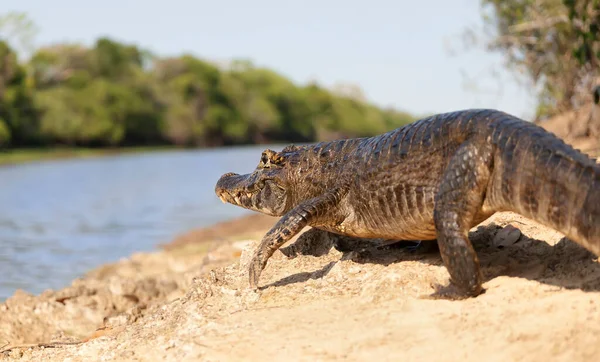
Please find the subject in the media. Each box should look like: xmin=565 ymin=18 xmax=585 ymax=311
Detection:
xmin=3 ymin=109 xmax=597 ymax=169
xmin=0 ymin=146 xmax=178 ymax=167
xmin=1 ymin=208 xmax=600 ymax=361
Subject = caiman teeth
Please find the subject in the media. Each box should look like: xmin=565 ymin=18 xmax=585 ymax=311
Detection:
xmin=234 ymin=196 xmax=241 ymax=204
xmin=246 ymin=193 xmax=252 ymax=198
xmin=217 ymin=192 xmax=228 ymax=204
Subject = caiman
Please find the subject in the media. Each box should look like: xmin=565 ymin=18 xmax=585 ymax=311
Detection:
xmin=214 ymin=109 xmax=600 ymax=298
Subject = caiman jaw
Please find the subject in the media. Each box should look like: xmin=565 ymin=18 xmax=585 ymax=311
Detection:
xmin=217 ymin=189 xmax=254 ymax=206
xmin=215 ymin=172 xmax=255 ymax=206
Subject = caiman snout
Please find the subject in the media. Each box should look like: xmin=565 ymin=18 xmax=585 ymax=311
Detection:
xmin=215 ymin=172 xmax=252 ymax=205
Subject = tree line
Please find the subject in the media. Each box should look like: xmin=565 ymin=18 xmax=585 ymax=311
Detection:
xmin=4 ymin=0 xmax=598 ymax=150
xmin=0 ymin=35 xmax=416 ymax=149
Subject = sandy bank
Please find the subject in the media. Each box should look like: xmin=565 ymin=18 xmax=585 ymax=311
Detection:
xmin=1 ymin=209 xmax=599 ymax=361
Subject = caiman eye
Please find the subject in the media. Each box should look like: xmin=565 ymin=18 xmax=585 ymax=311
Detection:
xmin=260 ymin=154 xmax=269 ymax=167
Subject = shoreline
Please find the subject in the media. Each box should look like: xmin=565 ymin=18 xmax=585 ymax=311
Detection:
xmin=2 ymin=210 xmax=600 ymax=361
xmin=160 ymin=213 xmax=278 ymax=250
xmin=0 ymin=212 xmax=276 ymax=303
xmin=3 ymin=116 xmax=596 ymax=170
xmin=0 ymin=146 xmax=180 ymax=167
xmin=0 ymin=211 xmax=278 ymax=349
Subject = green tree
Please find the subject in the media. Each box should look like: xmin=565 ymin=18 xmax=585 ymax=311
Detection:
xmin=153 ymin=56 xmax=220 ymax=146
xmin=0 ymin=117 xmax=10 ymax=147
xmin=0 ymin=40 xmax=39 ymax=146
xmin=0 ymin=22 xmax=417 ymax=150
xmin=92 ymin=37 xmax=147 ymax=80
xmin=29 ymin=44 xmax=92 ymax=90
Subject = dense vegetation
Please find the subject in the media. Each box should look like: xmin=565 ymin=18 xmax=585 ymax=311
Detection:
xmin=0 ymin=27 xmax=416 ymax=150
xmin=472 ymin=0 xmax=599 ymax=119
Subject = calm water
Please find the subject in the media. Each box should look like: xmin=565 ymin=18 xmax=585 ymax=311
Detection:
xmin=0 ymin=145 xmax=282 ymax=300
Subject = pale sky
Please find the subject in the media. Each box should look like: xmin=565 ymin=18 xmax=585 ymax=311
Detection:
xmin=3 ymin=0 xmax=537 ymax=119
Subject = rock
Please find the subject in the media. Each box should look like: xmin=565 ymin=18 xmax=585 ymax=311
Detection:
xmin=492 ymin=225 xmax=522 ymax=248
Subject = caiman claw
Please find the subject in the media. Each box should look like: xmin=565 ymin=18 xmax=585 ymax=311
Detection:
xmin=248 ymin=252 xmax=264 ymax=290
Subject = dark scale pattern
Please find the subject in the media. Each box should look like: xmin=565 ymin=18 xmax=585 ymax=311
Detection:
xmin=215 ymin=108 xmax=600 ymax=298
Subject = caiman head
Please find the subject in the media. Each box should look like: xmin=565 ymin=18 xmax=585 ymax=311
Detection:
xmin=215 ymin=147 xmax=298 ymax=217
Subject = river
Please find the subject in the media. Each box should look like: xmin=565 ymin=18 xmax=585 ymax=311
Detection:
xmin=0 ymin=145 xmax=283 ymax=301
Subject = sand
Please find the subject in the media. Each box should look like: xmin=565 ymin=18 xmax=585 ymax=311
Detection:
xmin=1 ymin=209 xmax=599 ymax=361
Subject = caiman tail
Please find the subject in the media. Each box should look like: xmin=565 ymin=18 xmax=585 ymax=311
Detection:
xmin=487 ymin=115 xmax=600 ymax=256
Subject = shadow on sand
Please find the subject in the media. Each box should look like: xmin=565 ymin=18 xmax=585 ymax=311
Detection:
xmin=262 ymin=224 xmax=600 ymax=294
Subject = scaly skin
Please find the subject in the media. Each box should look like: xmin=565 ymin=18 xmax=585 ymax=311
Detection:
xmin=215 ymin=109 xmax=600 ymax=299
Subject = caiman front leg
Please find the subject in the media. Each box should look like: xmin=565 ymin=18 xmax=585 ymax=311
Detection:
xmin=432 ymin=140 xmax=494 ymax=299
xmin=249 ymin=191 xmax=344 ymax=290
